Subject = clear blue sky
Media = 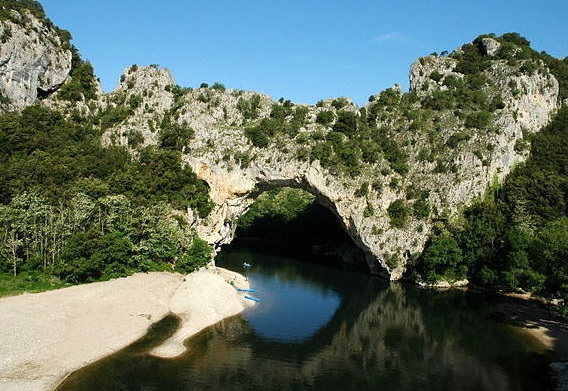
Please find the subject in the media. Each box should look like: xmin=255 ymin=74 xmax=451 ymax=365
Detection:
xmin=41 ymin=0 xmax=567 ymax=105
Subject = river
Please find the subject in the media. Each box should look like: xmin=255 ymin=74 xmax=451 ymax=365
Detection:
xmin=57 ymin=243 xmax=553 ymax=390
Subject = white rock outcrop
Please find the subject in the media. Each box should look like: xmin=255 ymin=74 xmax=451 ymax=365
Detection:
xmin=99 ymin=42 xmax=558 ymax=280
xmin=480 ymin=37 xmax=501 ymax=56
xmin=0 ymin=11 xmax=558 ymax=281
xmin=0 ymin=9 xmax=72 ymax=112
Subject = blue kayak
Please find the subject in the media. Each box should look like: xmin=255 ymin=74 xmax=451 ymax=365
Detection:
xmin=237 ymin=288 xmax=255 ymax=292
xmin=244 ymin=295 xmax=261 ymax=302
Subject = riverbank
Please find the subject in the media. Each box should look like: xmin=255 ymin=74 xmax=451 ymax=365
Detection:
xmin=0 ymin=267 xmax=253 ymax=391
xmin=419 ymin=283 xmax=568 ymax=358
xmin=492 ymin=294 xmax=568 ymax=359
xmin=492 ymin=294 xmax=568 ymax=389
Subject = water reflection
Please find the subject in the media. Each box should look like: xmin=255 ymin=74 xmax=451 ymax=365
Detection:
xmin=57 ymin=245 xmax=551 ymax=391
xmin=222 ymin=249 xmax=342 ymax=343
xmin=244 ymin=274 xmax=340 ymax=342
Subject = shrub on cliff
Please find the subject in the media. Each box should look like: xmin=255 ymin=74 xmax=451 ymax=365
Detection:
xmin=56 ymin=50 xmax=98 ymax=102
xmin=316 ymin=110 xmax=334 ymax=126
xmin=388 ymin=199 xmax=410 ymax=228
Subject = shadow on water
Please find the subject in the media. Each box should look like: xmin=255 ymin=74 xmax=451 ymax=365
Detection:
xmin=57 ymin=314 xmax=181 ymax=390
xmin=57 ymin=243 xmax=555 ymax=391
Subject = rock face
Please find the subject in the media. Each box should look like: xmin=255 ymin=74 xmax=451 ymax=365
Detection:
xmin=480 ymin=37 xmax=501 ymax=56
xmin=0 ymin=9 xmax=559 ymax=281
xmin=99 ymin=65 xmax=176 ymax=148
xmin=0 ymin=8 xmax=72 ymax=112
xmin=97 ymin=41 xmax=558 ymax=279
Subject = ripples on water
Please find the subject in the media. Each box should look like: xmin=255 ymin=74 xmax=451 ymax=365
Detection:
xmin=57 ymin=244 xmax=553 ymax=391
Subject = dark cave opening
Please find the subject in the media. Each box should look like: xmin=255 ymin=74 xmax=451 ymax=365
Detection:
xmin=227 ymin=187 xmax=370 ymax=273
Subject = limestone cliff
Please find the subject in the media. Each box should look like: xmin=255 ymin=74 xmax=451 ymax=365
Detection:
xmin=97 ymin=37 xmax=558 ymax=280
xmin=0 ymin=9 xmax=559 ymax=281
xmin=0 ymin=5 xmax=72 ymax=112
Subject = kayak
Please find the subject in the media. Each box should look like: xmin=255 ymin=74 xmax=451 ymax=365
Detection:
xmin=244 ymin=295 xmax=261 ymax=302
xmin=237 ymin=288 xmax=255 ymax=292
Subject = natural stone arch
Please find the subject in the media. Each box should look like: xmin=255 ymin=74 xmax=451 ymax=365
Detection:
xmin=190 ymin=163 xmax=388 ymax=277
xmin=96 ymin=48 xmax=558 ymax=281
xmin=217 ymin=179 xmax=374 ymax=274
xmin=187 ymin=159 xmax=393 ymax=278
xmin=0 ymin=10 xmax=560 ymax=283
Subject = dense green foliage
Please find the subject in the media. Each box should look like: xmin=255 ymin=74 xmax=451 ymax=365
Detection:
xmin=158 ymin=113 xmax=194 ymax=151
xmin=0 ymin=105 xmax=213 ymax=290
xmin=0 ymin=192 xmax=210 ymax=283
xmin=238 ymin=188 xmax=315 ymax=231
xmin=415 ymin=106 xmax=568 ymax=304
xmin=419 ymin=235 xmax=465 ymax=283
xmin=0 ymin=105 xmax=212 ymax=215
xmin=56 ymin=49 xmax=98 ymax=102
xmin=244 ymin=102 xmax=308 ymax=147
xmin=305 ymin=92 xmax=413 ymax=177
xmin=316 ymin=110 xmax=334 ymax=126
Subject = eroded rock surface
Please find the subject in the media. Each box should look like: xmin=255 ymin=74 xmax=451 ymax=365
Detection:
xmin=0 ymin=8 xmax=72 ymax=112
xmin=0 ymin=11 xmax=559 ymax=280
xmin=98 ymin=46 xmax=558 ymax=279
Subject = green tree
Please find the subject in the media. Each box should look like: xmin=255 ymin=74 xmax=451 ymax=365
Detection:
xmin=211 ymin=82 xmax=225 ymax=91
xmin=178 ymin=237 xmax=211 ymax=273
xmin=459 ymin=200 xmax=506 ymax=272
xmin=333 ymin=111 xmax=358 ymax=134
xmin=500 ymin=226 xmax=544 ymax=292
xmin=237 ymin=94 xmax=261 ymax=120
xmin=130 ymin=203 xmax=187 ymax=270
xmin=331 ymin=98 xmax=349 ymax=110
xmin=244 ymin=117 xmax=288 ymax=147
xmin=93 ymin=230 xmax=133 ymax=279
xmin=465 ymin=111 xmax=492 ymax=129
xmin=316 ymin=110 xmax=334 ymax=126
xmin=56 ymin=231 xmax=96 ymax=283
xmin=159 ymin=117 xmax=194 ymax=151
xmin=56 ymin=48 xmax=97 ymax=101
xmin=532 ymin=218 xmax=568 ymax=297
xmin=419 ymin=234 xmax=464 ymax=282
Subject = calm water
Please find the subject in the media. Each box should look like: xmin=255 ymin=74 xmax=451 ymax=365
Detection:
xmin=58 ymin=244 xmax=553 ymax=390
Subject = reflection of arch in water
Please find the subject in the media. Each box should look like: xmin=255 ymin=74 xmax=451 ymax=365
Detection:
xmin=200 ymin=283 xmax=545 ymax=390
xmin=223 ymin=277 xmax=413 ymax=361
xmin=215 ymin=246 xmax=381 ymax=345
xmin=57 ymin=276 xmax=551 ymax=391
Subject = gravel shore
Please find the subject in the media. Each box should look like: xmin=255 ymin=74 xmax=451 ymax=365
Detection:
xmin=494 ymin=294 xmax=568 ymax=359
xmin=0 ymin=267 xmax=253 ymax=391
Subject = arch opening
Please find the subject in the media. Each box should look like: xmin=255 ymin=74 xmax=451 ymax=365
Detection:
xmin=223 ymin=186 xmax=370 ymax=273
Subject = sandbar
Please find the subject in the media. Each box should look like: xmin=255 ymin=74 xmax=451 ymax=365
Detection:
xmin=0 ymin=267 xmax=253 ymax=391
